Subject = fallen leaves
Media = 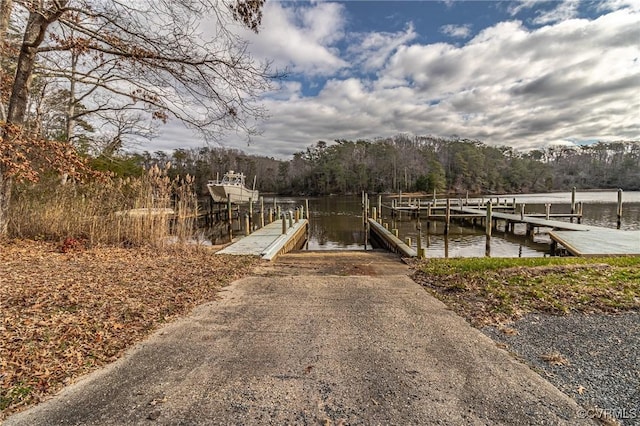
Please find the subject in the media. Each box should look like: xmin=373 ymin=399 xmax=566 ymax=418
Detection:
xmin=0 ymin=239 xmax=260 ymax=419
xmin=539 ymin=351 xmax=571 ymax=366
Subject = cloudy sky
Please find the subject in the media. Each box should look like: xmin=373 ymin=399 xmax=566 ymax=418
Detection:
xmin=153 ymin=0 xmax=640 ymax=159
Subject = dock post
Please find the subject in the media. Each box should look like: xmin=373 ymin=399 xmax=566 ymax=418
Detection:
xmin=288 ymin=210 xmax=293 ymax=228
xmin=244 ymin=214 xmax=250 ymax=236
xmin=295 ymin=208 xmax=300 ymax=224
xmin=305 ymin=199 xmax=310 ymax=220
xmin=465 ymin=190 xmax=469 ymax=206
xmin=433 ymin=189 xmax=436 ymax=205
xmin=520 ymin=203 xmax=525 ymax=220
xmin=392 ymin=229 xmax=398 ymax=238
xmin=227 ymin=200 xmax=233 ymax=242
xmin=377 ymin=195 xmax=382 ymax=221
xmin=405 ymin=237 xmax=411 ymax=247
xmin=545 ymin=203 xmax=551 ymax=220
xmin=617 ymin=189 xmax=623 ymax=229
xmin=281 ymin=213 xmax=287 ymax=234
xmin=249 ymin=198 xmax=253 ymax=231
xmin=260 ymin=196 xmax=264 ymax=228
xmin=570 ymin=187 xmax=576 ymax=223
xmin=417 ymin=221 xmax=424 ymax=259
xmin=485 ymin=201 xmax=492 ymax=257
xmin=444 ymin=198 xmax=451 ymax=235
xmin=372 ymin=207 xmax=377 ymax=221
xmin=512 ymin=198 xmax=516 ymax=213
xmin=577 ymin=202 xmax=583 ymax=224
xmin=268 ymin=208 xmax=273 ymax=224
xmin=277 ymin=206 xmax=281 ymax=220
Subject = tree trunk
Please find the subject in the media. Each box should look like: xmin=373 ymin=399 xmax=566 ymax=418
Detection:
xmin=0 ymin=167 xmax=11 ymax=235
xmin=0 ymin=2 xmax=67 ymax=234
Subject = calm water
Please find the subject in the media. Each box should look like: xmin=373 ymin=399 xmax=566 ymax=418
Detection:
xmin=272 ymin=191 xmax=640 ymax=258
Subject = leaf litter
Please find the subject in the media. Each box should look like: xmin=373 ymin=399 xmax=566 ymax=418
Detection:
xmin=0 ymin=239 xmax=260 ymax=419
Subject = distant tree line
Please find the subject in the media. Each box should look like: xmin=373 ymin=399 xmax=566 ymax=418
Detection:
xmin=112 ymin=135 xmax=639 ymax=196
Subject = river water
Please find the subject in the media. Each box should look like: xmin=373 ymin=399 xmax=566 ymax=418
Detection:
xmin=271 ymin=191 xmax=640 ymax=258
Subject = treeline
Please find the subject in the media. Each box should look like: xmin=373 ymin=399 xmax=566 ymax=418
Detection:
xmin=118 ymin=135 xmax=639 ymax=196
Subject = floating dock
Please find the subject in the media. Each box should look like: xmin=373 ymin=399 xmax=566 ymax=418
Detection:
xmin=216 ymin=219 xmax=308 ymax=261
xmin=549 ymin=229 xmax=640 ymax=257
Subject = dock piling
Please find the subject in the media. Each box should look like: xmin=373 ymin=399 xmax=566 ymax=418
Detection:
xmin=445 ymin=198 xmax=451 ymax=235
xmin=244 ymin=214 xmax=250 ymax=236
xmin=571 ymin=187 xmax=576 ymax=223
xmin=260 ymin=196 xmax=264 ymax=228
xmin=485 ymin=201 xmax=492 ymax=257
xmin=617 ymin=189 xmax=623 ymax=229
xmin=281 ymin=213 xmax=287 ymax=235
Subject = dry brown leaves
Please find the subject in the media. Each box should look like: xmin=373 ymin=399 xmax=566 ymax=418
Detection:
xmin=0 ymin=239 xmax=260 ymax=419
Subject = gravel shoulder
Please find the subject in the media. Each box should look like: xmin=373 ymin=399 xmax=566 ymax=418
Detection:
xmin=483 ymin=312 xmax=640 ymax=426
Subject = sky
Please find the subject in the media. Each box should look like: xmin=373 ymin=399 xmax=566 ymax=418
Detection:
xmin=152 ymin=0 xmax=640 ymax=159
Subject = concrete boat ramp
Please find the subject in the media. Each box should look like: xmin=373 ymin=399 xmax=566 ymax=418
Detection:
xmin=4 ymin=251 xmax=592 ymax=425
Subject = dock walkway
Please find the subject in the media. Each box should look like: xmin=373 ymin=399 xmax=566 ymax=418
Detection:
xmin=455 ymin=207 xmax=638 ymax=256
xmin=454 ymin=207 xmax=595 ymax=231
xmin=216 ymin=219 xmax=308 ymax=260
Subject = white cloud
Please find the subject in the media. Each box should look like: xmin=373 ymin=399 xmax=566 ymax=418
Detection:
xmin=153 ymin=4 xmax=640 ymax=159
xmin=507 ymin=0 xmax=540 ymax=16
xmin=347 ymin=23 xmax=417 ymax=72
xmin=440 ymin=23 xmax=472 ymax=38
xmin=240 ymin=2 xmax=348 ymax=76
xmin=531 ymin=0 xmax=580 ymax=25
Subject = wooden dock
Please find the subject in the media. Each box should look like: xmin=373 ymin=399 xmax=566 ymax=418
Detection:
xmin=368 ymin=219 xmax=417 ymax=258
xmin=549 ymin=230 xmax=640 ymax=257
xmin=216 ymin=219 xmax=308 ymax=261
xmin=454 ymin=207 xmax=593 ymax=231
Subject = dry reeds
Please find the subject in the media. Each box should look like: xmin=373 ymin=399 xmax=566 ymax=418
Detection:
xmin=8 ymin=165 xmax=200 ymax=247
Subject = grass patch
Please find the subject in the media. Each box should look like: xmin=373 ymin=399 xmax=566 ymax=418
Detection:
xmin=411 ymin=256 xmax=640 ymax=325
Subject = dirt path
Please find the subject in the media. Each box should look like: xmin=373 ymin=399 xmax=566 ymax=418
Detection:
xmin=4 ymin=251 xmax=592 ymax=425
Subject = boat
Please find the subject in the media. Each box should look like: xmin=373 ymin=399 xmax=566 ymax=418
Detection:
xmin=207 ymin=170 xmax=258 ymax=204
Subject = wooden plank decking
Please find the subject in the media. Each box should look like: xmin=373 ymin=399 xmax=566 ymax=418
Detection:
xmin=216 ymin=219 xmax=308 ymax=260
xmin=549 ymin=230 xmax=640 ymax=257
xmin=454 ymin=207 xmax=594 ymax=231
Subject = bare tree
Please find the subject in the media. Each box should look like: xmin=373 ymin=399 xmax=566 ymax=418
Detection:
xmin=0 ymin=0 xmax=271 ymax=234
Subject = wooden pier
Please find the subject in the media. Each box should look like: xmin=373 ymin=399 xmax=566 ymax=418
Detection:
xmin=370 ymin=191 xmax=639 ymax=258
xmin=549 ymin=229 xmax=640 ymax=257
xmin=367 ymin=219 xmax=417 ymax=257
xmin=216 ymin=210 xmax=308 ymax=260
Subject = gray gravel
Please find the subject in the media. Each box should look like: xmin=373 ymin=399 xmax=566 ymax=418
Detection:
xmin=483 ymin=312 xmax=640 ymax=425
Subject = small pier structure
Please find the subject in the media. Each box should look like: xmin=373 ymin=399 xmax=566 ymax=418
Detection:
xmin=216 ymin=207 xmax=309 ymax=261
xmin=370 ymin=190 xmax=639 ymax=258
